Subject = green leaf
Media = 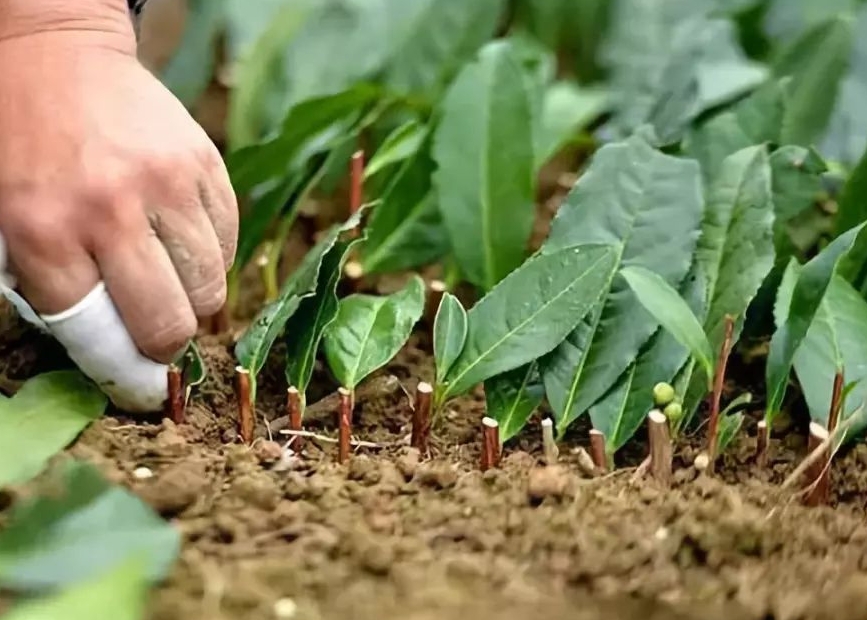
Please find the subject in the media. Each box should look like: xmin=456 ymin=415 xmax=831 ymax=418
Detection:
xmin=227 ymin=85 xmax=379 ymax=196
xmin=433 ymin=39 xmax=535 ymax=291
xmin=160 ymin=0 xmax=225 ymax=107
xmin=0 ymin=371 xmax=106 ymax=489
xmin=0 ymin=461 xmax=179 ymax=591
xmin=440 ymin=244 xmax=619 ymax=402
xmin=179 ymin=343 xmax=207 ymax=404
xmin=323 ymin=275 xmax=426 ymax=390
xmin=765 ymin=222 xmax=867 ymax=421
xmin=763 ymin=0 xmax=857 ymax=43
xmin=381 ymin=0 xmax=504 ymax=99
xmin=685 ymin=80 xmax=786 ymax=183
xmin=589 ymin=266 xmax=706 ymax=454
xmin=3 ymin=561 xmax=148 ymax=620
xmin=773 ymin=15 xmax=855 ymax=147
xmin=364 ymin=120 xmax=428 ymax=180
xmin=535 ymin=81 xmax=608 ymax=168
xmin=695 ymin=145 xmax=775 ymax=352
xmin=620 ymin=266 xmax=715 ymax=383
xmin=835 ymin=143 xmax=867 ymax=237
xmin=821 ymin=5 xmax=867 ymax=167
xmin=484 ymin=363 xmax=544 ymax=443
xmin=360 ymin=140 xmax=449 ymax=275
xmin=716 ymin=411 xmax=744 ymax=453
xmin=284 ymin=234 xmax=363 ymax=397
xmin=433 ymin=292 xmax=468 ymax=385
xmin=770 ymin=145 xmax=827 ymax=222
xmin=539 ymin=135 xmax=704 ymax=436
xmin=775 ymin=261 xmax=867 ymax=435
xmin=235 ymin=211 xmax=363 ymax=384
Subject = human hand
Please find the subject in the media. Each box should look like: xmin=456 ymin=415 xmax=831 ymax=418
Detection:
xmin=0 ymin=1 xmax=238 ymax=410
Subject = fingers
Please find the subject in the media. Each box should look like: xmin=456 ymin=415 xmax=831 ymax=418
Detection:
xmin=199 ymin=144 xmax=239 ymax=270
xmin=92 ymin=205 xmax=197 ymax=364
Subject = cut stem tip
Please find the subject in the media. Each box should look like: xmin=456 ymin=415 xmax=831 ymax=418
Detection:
xmin=411 ymin=381 xmax=433 ymax=455
xmin=589 ymin=429 xmax=607 ymax=473
xmin=480 ymin=417 xmax=501 ymax=472
xmin=337 ymin=387 xmax=353 ymax=464
xmin=234 ymin=366 xmax=254 ymax=445
xmin=541 ymin=418 xmax=558 ymax=465
xmin=166 ymin=364 xmax=185 ymax=426
xmin=648 ymin=409 xmax=672 ymax=488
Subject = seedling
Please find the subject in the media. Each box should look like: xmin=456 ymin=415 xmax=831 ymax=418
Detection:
xmin=480 ymin=417 xmax=501 ymax=471
xmin=411 ymin=382 xmax=433 ymax=455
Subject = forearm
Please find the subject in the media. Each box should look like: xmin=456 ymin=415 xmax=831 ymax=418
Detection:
xmin=0 ymin=0 xmax=139 ymax=47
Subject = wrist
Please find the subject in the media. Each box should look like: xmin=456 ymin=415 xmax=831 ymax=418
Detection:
xmin=0 ymin=0 xmax=136 ymax=52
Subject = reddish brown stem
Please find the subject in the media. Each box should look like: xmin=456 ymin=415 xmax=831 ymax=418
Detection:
xmin=706 ymin=314 xmax=735 ymax=473
xmin=235 ymin=366 xmax=254 ymax=445
xmin=207 ymin=304 xmax=230 ymax=335
xmin=287 ymin=386 xmax=303 ymax=451
xmin=424 ymin=280 xmax=447 ymax=325
xmin=350 ymin=150 xmax=364 ymax=215
xmin=411 ymin=382 xmax=433 ymax=455
xmin=755 ymin=420 xmax=769 ymax=468
xmin=648 ymin=410 xmax=672 ymax=488
xmin=480 ymin=417 xmax=501 ymax=472
xmin=803 ymin=422 xmax=830 ymax=507
xmin=166 ymin=364 xmax=185 ymax=425
xmin=827 ymin=370 xmax=844 ymax=435
xmin=337 ymin=387 xmax=352 ymax=464
xmin=589 ymin=429 xmax=607 ymax=473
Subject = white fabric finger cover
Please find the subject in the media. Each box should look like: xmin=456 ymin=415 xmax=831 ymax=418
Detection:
xmin=0 ymin=278 xmax=168 ymax=412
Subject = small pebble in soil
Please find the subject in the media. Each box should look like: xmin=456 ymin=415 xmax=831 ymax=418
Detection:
xmin=137 ymin=461 xmax=207 ymax=517
xmin=254 ymin=440 xmax=284 ymax=465
xmin=273 ymin=597 xmax=297 ymax=619
xmin=132 ymin=466 xmax=153 ymax=480
xmin=527 ymin=465 xmax=572 ymax=502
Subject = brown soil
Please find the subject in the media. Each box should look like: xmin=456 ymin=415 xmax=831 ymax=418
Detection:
xmin=5 ymin=299 xmax=867 ymax=620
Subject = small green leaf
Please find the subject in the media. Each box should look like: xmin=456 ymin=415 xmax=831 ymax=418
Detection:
xmin=433 ymin=39 xmax=535 ymax=291
xmin=3 ymin=561 xmax=149 ymax=620
xmin=364 ymin=120 xmax=429 ymax=180
xmin=179 ymin=343 xmax=207 ymax=405
xmin=441 ymin=244 xmax=618 ymax=402
xmin=765 ymin=222 xmax=867 ymax=421
xmin=535 ymin=81 xmax=608 ymax=168
xmin=770 ymin=145 xmax=828 ymax=222
xmin=716 ymin=411 xmax=744 ymax=453
xmin=484 ymin=363 xmax=544 ymax=442
xmin=763 ymin=0 xmax=856 ymax=43
xmin=235 ymin=211 xmax=364 ymax=387
xmin=284 ymin=234 xmax=363 ymax=397
xmin=0 ymin=461 xmax=179 ymax=591
xmin=323 ymin=275 xmax=426 ymax=390
xmin=433 ymin=292 xmax=468 ymax=385
xmin=0 ymin=371 xmax=106 ymax=489
xmin=360 ymin=140 xmax=449 ymax=275
xmin=620 ymin=265 xmax=715 ymax=384
xmin=835 ymin=143 xmax=867 ymax=238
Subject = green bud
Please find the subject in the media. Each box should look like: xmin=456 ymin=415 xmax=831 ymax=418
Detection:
xmin=652 ymin=382 xmax=676 ymax=407
xmin=664 ymin=401 xmax=683 ymax=422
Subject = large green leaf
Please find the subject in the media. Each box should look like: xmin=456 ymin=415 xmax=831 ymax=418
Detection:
xmin=775 ymin=261 xmax=867 ymax=436
xmin=770 ymin=145 xmax=827 ymax=223
xmin=364 ymin=119 xmax=429 ymax=180
xmin=484 ymin=363 xmax=544 ymax=443
xmin=620 ymin=266 xmax=715 ymax=382
xmin=284 ymin=234 xmax=363 ymax=398
xmin=160 ymin=0 xmax=225 ymax=107
xmin=763 ymin=0 xmax=857 ymax=43
xmin=0 ymin=462 xmax=179 ymax=591
xmin=360 ymin=140 xmax=449 ymax=275
xmin=433 ymin=39 xmax=535 ymax=291
xmin=601 ymin=0 xmax=764 ymax=140
xmin=694 ymin=145 xmax=775 ymax=352
xmin=589 ymin=267 xmax=706 ymax=454
xmin=433 ymin=292 xmax=468 ymax=385
xmin=3 ymin=561 xmax=148 ymax=620
xmin=539 ymin=136 xmax=704 ymax=436
xmin=765 ymin=222 xmax=867 ymax=421
xmin=773 ymin=15 xmax=855 ymax=147
xmin=235 ymin=211 xmax=363 ymax=383
xmin=684 ymin=80 xmax=785 ymax=183
xmin=0 ymin=372 xmax=106 ymax=489
xmin=821 ymin=5 xmax=867 ymax=167
xmin=381 ymin=0 xmax=504 ymax=99
xmin=440 ymin=245 xmax=619 ymax=403
xmin=323 ymin=275 xmax=426 ymax=390
xmin=835 ymin=143 xmax=867 ymax=238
